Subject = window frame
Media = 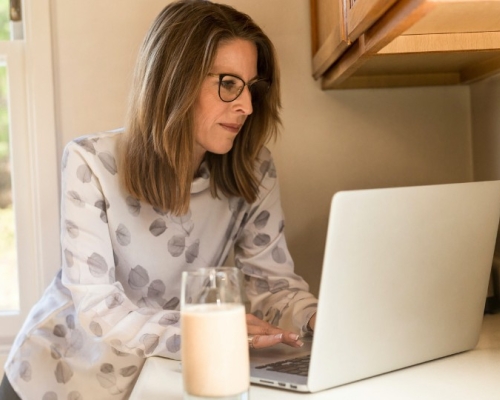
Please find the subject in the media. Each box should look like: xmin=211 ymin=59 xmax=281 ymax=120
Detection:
xmin=0 ymin=0 xmax=60 ymax=357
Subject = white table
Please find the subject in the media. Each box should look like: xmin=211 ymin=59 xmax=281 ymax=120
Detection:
xmin=130 ymin=314 xmax=500 ymax=399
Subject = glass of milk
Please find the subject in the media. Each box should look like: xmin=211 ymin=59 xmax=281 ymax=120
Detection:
xmin=181 ymin=267 xmax=249 ymax=400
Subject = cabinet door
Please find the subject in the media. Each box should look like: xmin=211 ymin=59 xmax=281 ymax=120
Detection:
xmin=346 ymin=0 xmax=399 ymax=42
xmin=311 ymin=0 xmax=348 ymax=79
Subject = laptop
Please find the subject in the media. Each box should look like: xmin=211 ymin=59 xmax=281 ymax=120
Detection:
xmin=250 ymin=180 xmax=500 ymax=393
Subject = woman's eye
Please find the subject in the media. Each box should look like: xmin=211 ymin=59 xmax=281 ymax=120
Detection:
xmin=221 ymin=79 xmax=238 ymax=91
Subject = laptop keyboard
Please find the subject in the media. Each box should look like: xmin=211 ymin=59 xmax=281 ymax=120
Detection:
xmin=255 ymin=355 xmax=310 ymax=376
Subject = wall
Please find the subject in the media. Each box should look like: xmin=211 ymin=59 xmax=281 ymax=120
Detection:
xmin=471 ymin=73 xmax=500 ymax=295
xmin=50 ymin=0 xmax=473 ymax=296
xmin=471 ymin=74 xmax=500 ymax=182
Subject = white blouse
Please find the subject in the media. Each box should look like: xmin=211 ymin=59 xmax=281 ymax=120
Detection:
xmin=5 ymin=130 xmax=317 ymax=400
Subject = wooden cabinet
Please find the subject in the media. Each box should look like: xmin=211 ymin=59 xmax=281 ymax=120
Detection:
xmin=311 ymin=0 xmax=500 ymax=89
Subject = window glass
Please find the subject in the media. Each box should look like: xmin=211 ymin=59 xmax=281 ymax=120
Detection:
xmin=0 ymin=0 xmax=10 ymax=40
xmin=0 ymin=0 xmax=19 ymax=312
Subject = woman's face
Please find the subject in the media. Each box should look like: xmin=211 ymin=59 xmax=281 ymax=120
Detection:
xmin=193 ymin=38 xmax=257 ymax=166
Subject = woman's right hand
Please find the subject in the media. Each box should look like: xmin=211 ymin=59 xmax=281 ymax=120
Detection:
xmin=246 ymin=314 xmax=303 ymax=349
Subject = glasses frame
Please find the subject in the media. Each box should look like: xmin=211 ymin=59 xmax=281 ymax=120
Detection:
xmin=207 ymin=73 xmax=270 ymax=103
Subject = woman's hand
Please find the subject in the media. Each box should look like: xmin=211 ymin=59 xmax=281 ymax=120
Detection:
xmin=308 ymin=313 xmax=316 ymax=331
xmin=246 ymin=314 xmax=303 ymax=349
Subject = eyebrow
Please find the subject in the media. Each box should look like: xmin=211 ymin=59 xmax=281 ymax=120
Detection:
xmin=213 ymin=72 xmax=261 ymax=83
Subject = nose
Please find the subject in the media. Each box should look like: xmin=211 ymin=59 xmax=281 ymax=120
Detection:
xmin=233 ymin=86 xmax=253 ymax=115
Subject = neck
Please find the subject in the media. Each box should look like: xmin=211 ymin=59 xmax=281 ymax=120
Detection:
xmin=193 ymin=149 xmax=206 ymax=179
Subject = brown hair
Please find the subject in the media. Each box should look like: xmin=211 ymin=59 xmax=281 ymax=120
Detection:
xmin=118 ymin=0 xmax=281 ymax=215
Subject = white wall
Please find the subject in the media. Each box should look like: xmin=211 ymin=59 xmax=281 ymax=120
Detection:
xmin=50 ymin=0 xmax=473 ymax=295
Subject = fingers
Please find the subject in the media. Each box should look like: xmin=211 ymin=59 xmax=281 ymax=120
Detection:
xmin=246 ymin=314 xmax=304 ymax=349
xmin=248 ymin=333 xmax=283 ymax=349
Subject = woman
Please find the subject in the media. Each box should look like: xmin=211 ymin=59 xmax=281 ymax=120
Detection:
xmin=1 ymin=1 xmax=317 ymax=399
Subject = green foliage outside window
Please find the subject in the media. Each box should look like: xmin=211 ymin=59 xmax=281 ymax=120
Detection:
xmin=0 ymin=0 xmax=11 ymax=208
xmin=0 ymin=0 xmax=18 ymax=312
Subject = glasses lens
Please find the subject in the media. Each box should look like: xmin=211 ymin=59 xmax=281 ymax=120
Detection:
xmin=219 ymin=75 xmax=245 ymax=102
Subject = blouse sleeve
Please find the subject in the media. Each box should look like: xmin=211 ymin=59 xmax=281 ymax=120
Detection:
xmin=60 ymin=140 xmax=182 ymax=360
xmin=234 ymin=148 xmax=318 ymax=335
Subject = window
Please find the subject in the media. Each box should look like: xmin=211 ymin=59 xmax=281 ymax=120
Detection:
xmin=0 ymin=0 xmax=39 ymax=345
xmin=0 ymin=0 xmax=60 ymax=359
xmin=0 ymin=0 xmax=19 ymax=314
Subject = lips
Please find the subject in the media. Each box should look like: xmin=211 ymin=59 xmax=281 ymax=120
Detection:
xmin=219 ymin=123 xmax=242 ymax=134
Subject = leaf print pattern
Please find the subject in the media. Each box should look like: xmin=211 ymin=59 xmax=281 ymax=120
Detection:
xmin=168 ymin=235 xmax=185 ymax=257
xmin=42 ymin=392 xmax=57 ymax=400
xmin=170 ymin=210 xmax=194 ymax=235
xmin=74 ymin=137 xmax=96 ymax=154
xmin=147 ymin=279 xmax=166 ymax=299
xmin=95 ymin=198 xmax=110 ymax=223
xmin=51 ymin=345 xmax=62 ymax=360
xmin=68 ymin=191 xmax=84 ymax=207
xmin=68 ymin=391 xmax=83 ymax=400
xmin=64 ymin=249 xmax=74 ymax=268
xmin=149 ymin=218 xmax=167 ymax=237
xmin=65 ymin=220 xmax=79 ymax=238
xmin=106 ymin=293 xmax=124 ymax=309
xmin=259 ymin=159 xmax=277 ymax=178
xmin=253 ymin=233 xmax=271 ymax=246
xmin=53 ymin=324 xmax=67 ymax=338
xmin=163 ymin=297 xmax=180 ymax=310
xmin=270 ymin=279 xmax=290 ymax=294
xmin=272 ymin=246 xmax=287 ymax=264
xmin=65 ymin=330 xmax=84 ymax=357
xmin=89 ymin=321 xmax=103 ymax=337
xmin=126 ymin=196 xmax=141 ymax=216
xmin=76 ymin=164 xmax=92 ymax=183
xmin=279 ymin=219 xmax=285 ymax=233
xmin=255 ymin=279 xmax=270 ymax=294
xmin=19 ymin=360 xmax=32 ymax=381
xmin=66 ymin=314 xmax=75 ymax=329
xmin=116 ymin=224 xmax=131 ymax=246
xmin=120 ymin=365 xmax=138 ymax=377
xmin=140 ymin=333 xmax=159 ymax=355
xmin=254 ymin=210 xmax=270 ymax=229
xmin=153 ymin=206 xmax=168 ymax=216
xmin=159 ymin=313 xmax=180 ymax=326
xmin=98 ymin=152 xmax=117 ymax=175
xmin=55 ymin=360 xmax=73 ymax=383
xmin=128 ymin=265 xmax=149 ymax=290
xmin=96 ymin=371 xmax=116 ymax=389
xmin=87 ymin=253 xmax=108 ymax=277
xmin=100 ymin=363 xmax=114 ymax=374
xmin=166 ymin=334 xmax=181 ymax=352
xmin=185 ymin=240 xmax=199 ymax=263
xmin=267 ymin=307 xmax=283 ymax=326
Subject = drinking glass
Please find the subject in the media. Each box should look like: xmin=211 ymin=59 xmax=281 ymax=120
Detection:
xmin=181 ymin=267 xmax=249 ymax=400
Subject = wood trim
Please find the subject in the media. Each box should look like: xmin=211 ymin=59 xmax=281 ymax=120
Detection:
xmin=333 ymin=72 xmax=461 ymax=89
xmin=312 ymin=32 xmax=349 ymax=79
xmin=347 ymin=0 xmax=399 ymax=42
xmin=461 ymin=54 xmax=500 ymax=83
xmin=322 ymin=0 xmax=434 ymax=89
xmin=380 ymin=32 xmax=500 ymax=54
xmin=311 ymin=0 xmax=349 ymax=79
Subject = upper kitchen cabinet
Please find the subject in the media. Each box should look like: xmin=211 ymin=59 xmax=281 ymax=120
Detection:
xmin=311 ymin=0 xmax=500 ymax=89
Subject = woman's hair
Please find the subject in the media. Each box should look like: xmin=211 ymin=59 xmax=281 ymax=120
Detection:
xmin=118 ymin=0 xmax=281 ymax=215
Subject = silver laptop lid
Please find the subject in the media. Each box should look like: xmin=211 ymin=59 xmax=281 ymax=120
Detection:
xmin=308 ymin=181 xmax=500 ymax=392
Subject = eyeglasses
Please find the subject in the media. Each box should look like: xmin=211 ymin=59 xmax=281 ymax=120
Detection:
xmin=208 ymin=73 xmax=270 ymax=103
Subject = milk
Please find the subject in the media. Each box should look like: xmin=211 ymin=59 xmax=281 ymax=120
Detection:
xmin=181 ymin=303 xmax=249 ymax=398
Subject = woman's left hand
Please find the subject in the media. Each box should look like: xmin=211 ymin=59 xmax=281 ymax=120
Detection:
xmin=308 ymin=313 xmax=316 ymax=331
xmin=246 ymin=314 xmax=304 ymax=349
